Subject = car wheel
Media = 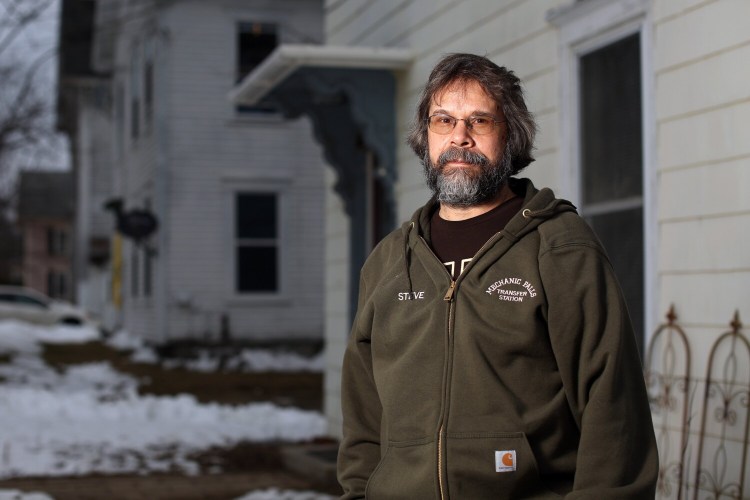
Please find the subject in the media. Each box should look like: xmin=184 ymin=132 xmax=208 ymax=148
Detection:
xmin=59 ymin=317 xmax=83 ymax=326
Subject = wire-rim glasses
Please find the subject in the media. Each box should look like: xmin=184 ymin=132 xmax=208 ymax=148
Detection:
xmin=427 ymin=113 xmax=505 ymax=135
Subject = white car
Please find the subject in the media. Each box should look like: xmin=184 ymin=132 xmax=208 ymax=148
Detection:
xmin=0 ymin=286 xmax=89 ymax=326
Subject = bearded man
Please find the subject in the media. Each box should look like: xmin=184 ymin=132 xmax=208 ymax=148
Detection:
xmin=337 ymin=53 xmax=658 ymax=499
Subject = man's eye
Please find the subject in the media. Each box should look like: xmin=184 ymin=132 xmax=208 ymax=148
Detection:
xmin=436 ymin=116 xmax=453 ymax=124
xmin=471 ymin=117 xmax=489 ymax=125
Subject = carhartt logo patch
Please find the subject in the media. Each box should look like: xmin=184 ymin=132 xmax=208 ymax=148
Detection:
xmin=486 ymin=277 xmax=537 ymax=303
xmin=495 ymin=450 xmax=517 ymax=473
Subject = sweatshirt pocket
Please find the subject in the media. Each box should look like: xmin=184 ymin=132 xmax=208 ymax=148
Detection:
xmin=365 ymin=438 xmax=436 ymax=500
xmin=445 ymin=431 xmax=561 ymax=499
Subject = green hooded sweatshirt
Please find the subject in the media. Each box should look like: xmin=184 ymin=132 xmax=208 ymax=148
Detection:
xmin=337 ymin=178 xmax=658 ymax=499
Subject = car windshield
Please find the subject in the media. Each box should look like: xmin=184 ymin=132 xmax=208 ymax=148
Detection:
xmin=0 ymin=293 xmax=49 ymax=309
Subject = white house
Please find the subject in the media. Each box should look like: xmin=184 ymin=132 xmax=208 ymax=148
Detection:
xmin=62 ymin=0 xmax=328 ymax=344
xmin=233 ymin=0 xmax=750 ymax=497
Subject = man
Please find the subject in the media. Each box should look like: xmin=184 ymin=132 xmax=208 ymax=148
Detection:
xmin=337 ymin=53 xmax=658 ymax=499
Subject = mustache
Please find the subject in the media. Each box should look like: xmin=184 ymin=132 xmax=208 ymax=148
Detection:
xmin=436 ymin=148 xmax=491 ymax=168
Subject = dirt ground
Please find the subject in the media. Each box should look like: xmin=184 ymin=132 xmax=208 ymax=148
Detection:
xmin=41 ymin=341 xmax=324 ymax=410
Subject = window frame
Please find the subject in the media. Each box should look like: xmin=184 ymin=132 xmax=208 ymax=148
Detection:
xmin=129 ymin=40 xmax=142 ymax=142
xmin=234 ymin=19 xmax=280 ymax=115
xmin=223 ymin=178 xmax=291 ymax=304
xmin=551 ymin=0 xmax=657 ymax=345
xmin=235 ymin=192 xmax=279 ymax=293
xmin=47 ymin=227 xmax=68 ymax=257
xmin=143 ymin=37 xmax=155 ymax=134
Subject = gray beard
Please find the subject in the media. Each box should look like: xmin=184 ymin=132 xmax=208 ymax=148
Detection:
xmin=423 ymin=145 xmax=513 ymax=208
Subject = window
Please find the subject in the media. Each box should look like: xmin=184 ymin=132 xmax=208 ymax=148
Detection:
xmin=579 ymin=34 xmax=644 ymax=352
xmin=236 ymin=22 xmax=277 ymax=113
xmin=235 ymin=193 xmax=278 ymax=292
xmin=144 ymin=38 xmax=155 ymax=131
xmin=143 ymin=245 xmax=152 ymax=297
xmin=143 ymin=199 xmax=153 ymax=297
xmin=550 ymin=0 xmax=654 ymax=355
xmin=130 ymin=42 xmax=141 ymax=140
xmin=47 ymin=271 xmax=68 ymax=299
xmin=47 ymin=227 xmax=68 ymax=257
xmin=131 ymin=246 xmax=139 ymax=297
xmin=114 ymin=82 xmax=124 ymax=159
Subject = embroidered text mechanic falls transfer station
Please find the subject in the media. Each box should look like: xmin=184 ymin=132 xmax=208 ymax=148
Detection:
xmin=337 ymin=180 xmax=658 ymax=499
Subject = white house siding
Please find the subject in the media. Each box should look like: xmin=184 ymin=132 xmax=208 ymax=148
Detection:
xmin=74 ymin=93 xmax=115 ymax=321
xmin=322 ymin=0 xmax=568 ymax=437
xmin=323 ymin=166 xmax=350 ymax=437
xmin=323 ymin=7 xmax=750 ymax=495
xmin=652 ymin=0 xmax=750 ymax=496
xmin=107 ymin=0 xmax=160 ymax=341
xmin=102 ymin=0 xmax=326 ymax=343
xmin=156 ymin=0 xmax=325 ymax=342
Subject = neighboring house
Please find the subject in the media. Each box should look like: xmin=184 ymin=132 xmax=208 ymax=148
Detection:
xmin=17 ymin=171 xmax=75 ymax=301
xmin=233 ymin=0 xmax=750 ymax=497
xmin=58 ymin=0 xmax=327 ymax=344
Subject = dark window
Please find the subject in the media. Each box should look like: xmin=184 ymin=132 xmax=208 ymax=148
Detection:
xmin=236 ymin=22 xmax=278 ymax=113
xmin=580 ymin=33 xmax=644 ymax=354
xmin=131 ymin=99 xmax=140 ymax=139
xmin=144 ymin=61 xmax=153 ymax=129
xmin=130 ymin=43 xmax=141 ymax=140
xmin=143 ymin=199 xmax=153 ymax=297
xmin=131 ymin=247 xmax=139 ymax=297
xmin=143 ymin=246 xmax=152 ymax=297
xmin=47 ymin=227 xmax=67 ymax=256
xmin=47 ymin=271 xmax=68 ymax=299
xmin=236 ymin=193 xmax=278 ymax=292
xmin=115 ymin=82 xmax=125 ymax=159
xmin=144 ymin=38 xmax=155 ymax=132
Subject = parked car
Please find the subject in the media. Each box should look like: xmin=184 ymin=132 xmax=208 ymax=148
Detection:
xmin=0 ymin=286 xmax=89 ymax=326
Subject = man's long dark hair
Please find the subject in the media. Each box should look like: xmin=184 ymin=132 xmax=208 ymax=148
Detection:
xmin=407 ymin=53 xmax=537 ymax=176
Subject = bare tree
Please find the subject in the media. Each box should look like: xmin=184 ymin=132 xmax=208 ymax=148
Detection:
xmin=0 ymin=0 xmax=59 ymax=186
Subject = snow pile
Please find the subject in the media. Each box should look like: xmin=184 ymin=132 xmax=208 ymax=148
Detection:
xmin=0 ymin=490 xmax=54 ymax=500
xmin=0 ymin=390 xmax=326 ymax=478
xmin=235 ymin=489 xmax=335 ymax=500
xmin=0 ymin=320 xmax=99 ymax=355
xmin=163 ymin=348 xmax=325 ymax=373
xmin=0 ymin=323 xmax=327 ymax=479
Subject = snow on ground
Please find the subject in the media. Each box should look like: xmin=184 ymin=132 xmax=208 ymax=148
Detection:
xmin=235 ymin=489 xmax=335 ymax=500
xmin=0 ymin=321 xmax=327 ymax=479
xmin=106 ymin=330 xmax=325 ymax=372
xmin=0 ymin=490 xmax=53 ymax=500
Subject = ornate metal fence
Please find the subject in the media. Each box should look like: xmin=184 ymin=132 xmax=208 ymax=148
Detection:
xmin=646 ymin=308 xmax=749 ymax=500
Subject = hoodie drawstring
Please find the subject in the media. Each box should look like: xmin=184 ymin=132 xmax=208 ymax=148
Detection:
xmin=403 ymin=222 xmax=414 ymax=294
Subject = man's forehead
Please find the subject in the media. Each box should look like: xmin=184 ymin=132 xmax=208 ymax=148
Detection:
xmin=430 ymin=79 xmax=500 ymax=111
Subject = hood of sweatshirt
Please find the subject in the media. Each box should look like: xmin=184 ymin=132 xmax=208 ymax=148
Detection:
xmin=399 ymin=178 xmax=577 ymax=292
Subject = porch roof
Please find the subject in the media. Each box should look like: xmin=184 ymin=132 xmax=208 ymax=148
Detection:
xmin=229 ymin=44 xmax=413 ymax=106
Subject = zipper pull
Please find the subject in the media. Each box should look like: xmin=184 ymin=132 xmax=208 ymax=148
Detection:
xmin=443 ymin=281 xmax=456 ymax=302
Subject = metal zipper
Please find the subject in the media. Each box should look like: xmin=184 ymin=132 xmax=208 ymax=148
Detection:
xmin=439 ymin=292 xmax=456 ymax=500
xmin=417 ymin=233 xmax=500 ymax=500
xmin=418 ymin=237 xmax=453 ymax=499
xmin=443 ymin=281 xmax=456 ymax=301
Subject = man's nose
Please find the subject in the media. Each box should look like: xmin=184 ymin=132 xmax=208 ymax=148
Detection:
xmin=450 ymin=120 xmax=475 ymax=148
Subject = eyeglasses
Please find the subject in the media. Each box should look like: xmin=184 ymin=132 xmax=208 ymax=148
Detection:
xmin=427 ymin=113 xmax=505 ymax=135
